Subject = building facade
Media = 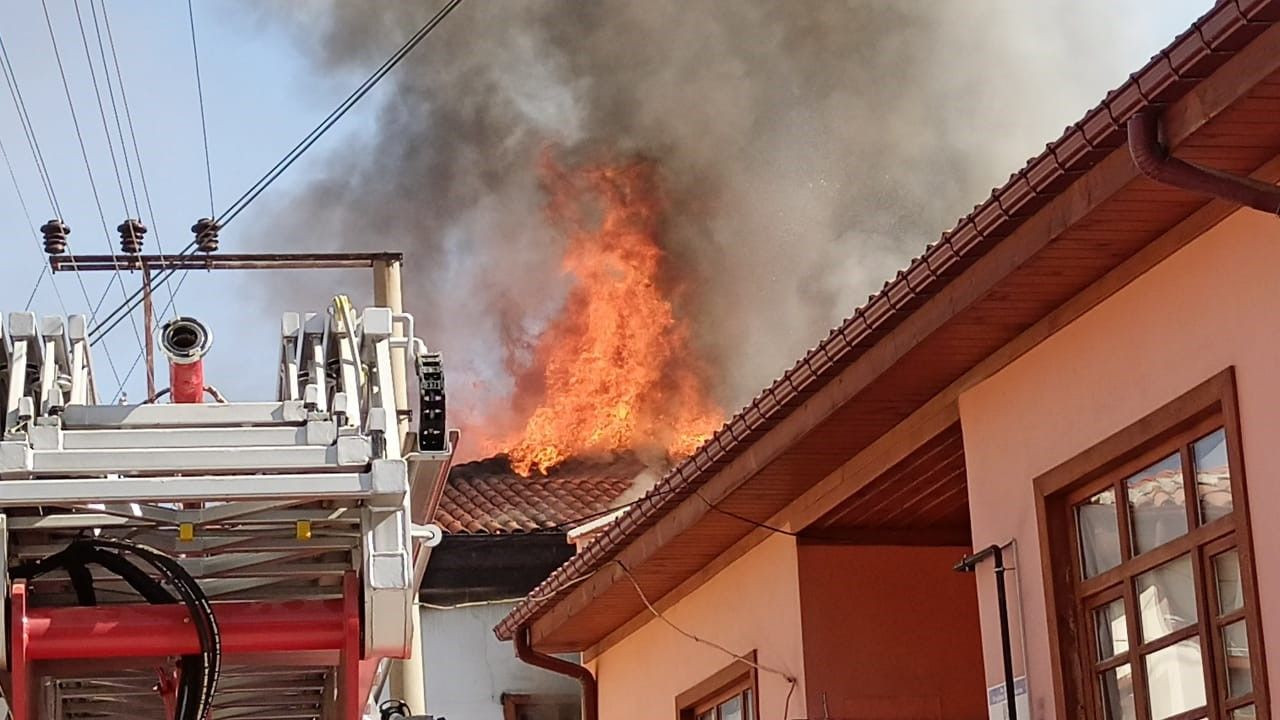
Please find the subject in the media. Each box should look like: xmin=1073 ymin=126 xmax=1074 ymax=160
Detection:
xmin=494 ymin=3 xmax=1280 ymax=719
xmin=422 ymin=455 xmax=645 ymax=719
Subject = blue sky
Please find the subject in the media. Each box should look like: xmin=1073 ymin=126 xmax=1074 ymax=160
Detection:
xmin=0 ymin=1 xmax=1211 ymax=405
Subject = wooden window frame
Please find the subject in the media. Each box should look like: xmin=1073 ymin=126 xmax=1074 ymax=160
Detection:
xmin=1035 ymin=368 xmax=1269 ymax=720
xmin=675 ymin=652 xmax=759 ymax=720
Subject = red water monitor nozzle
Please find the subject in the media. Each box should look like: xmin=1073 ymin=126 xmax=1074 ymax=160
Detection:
xmin=160 ymin=317 xmax=213 ymax=403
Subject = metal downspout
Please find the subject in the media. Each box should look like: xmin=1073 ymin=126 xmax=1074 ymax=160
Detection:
xmin=1127 ymin=109 xmax=1280 ymax=214
xmin=956 ymin=544 xmax=1017 ymax=720
xmin=514 ymin=625 xmax=599 ymax=720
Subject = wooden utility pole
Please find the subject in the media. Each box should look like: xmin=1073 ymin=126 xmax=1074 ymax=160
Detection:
xmin=141 ymin=261 xmax=156 ymax=400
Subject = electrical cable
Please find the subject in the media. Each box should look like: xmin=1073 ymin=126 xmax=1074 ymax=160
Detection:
xmin=91 ymin=0 xmax=183 ymax=395
xmin=88 ymin=239 xmax=197 ymax=343
xmin=0 ymin=25 xmax=118 ymax=341
xmin=614 ymin=560 xmax=798 ymax=717
xmin=88 ymin=0 xmax=467 ymax=348
xmin=84 ymin=0 xmax=213 ymax=338
xmin=85 ymin=0 xmax=139 ymax=218
xmin=71 ymin=0 xmax=131 ymax=219
xmin=693 ymin=490 xmax=800 ymax=537
xmin=40 ymin=0 xmax=138 ymax=389
xmin=93 ymin=538 xmax=221 ymax=720
xmin=214 ymin=0 xmax=465 ymax=229
xmin=0 ymin=29 xmax=60 ymax=216
xmin=187 ymin=0 xmax=213 ymax=218
xmin=2 ymin=133 xmax=70 ymax=315
xmin=11 ymin=538 xmax=221 ymax=720
xmin=99 ymin=0 xmax=177 ymax=312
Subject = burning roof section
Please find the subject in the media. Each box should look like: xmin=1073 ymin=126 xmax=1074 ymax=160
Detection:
xmin=436 ymin=454 xmax=649 ymax=535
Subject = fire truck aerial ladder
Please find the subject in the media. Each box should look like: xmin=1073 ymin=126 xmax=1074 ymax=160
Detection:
xmin=0 ymin=252 xmax=455 ymax=720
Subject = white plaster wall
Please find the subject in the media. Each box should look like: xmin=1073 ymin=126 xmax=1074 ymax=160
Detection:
xmin=421 ymin=602 xmax=580 ymax=719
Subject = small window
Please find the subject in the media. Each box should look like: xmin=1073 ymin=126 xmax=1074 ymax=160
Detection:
xmin=692 ymin=685 xmax=753 ymax=720
xmin=676 ymin=656 xmax=759 ymax=720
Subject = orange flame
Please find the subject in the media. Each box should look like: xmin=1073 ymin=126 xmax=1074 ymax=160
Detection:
xmin=505 ymin=155 xmax=722 ymax=475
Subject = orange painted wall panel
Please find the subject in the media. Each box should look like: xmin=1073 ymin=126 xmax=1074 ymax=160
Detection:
xmin=797 ymin=544 xmax=988 ymax=719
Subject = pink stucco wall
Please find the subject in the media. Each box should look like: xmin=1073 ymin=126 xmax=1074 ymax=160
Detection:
xmin=958 ymin=209 xmax=1280 ymax=716
xmin=589 ymin=533 xmax=807 ymax=720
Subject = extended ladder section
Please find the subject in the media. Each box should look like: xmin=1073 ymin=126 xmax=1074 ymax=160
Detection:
xmin=0 ymin=305 xmax=454 ymax=720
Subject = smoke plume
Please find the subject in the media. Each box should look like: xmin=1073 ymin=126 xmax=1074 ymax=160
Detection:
xmin=249 ymin=1 xmax=1181 ymax=456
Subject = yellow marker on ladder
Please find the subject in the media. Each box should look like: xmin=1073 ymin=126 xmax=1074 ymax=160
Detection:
xmin=296 ymin=520 xmax=312 ymax=541
xmin=178 ymin=522 xmax=195 ymax=542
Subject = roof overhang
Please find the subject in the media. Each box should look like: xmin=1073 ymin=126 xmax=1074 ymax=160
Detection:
xmin=496 ymin=1 xmax=1280 ymax=653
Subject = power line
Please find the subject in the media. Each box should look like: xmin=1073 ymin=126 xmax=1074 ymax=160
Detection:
xmin=214 ymin=0 xmax=466 ymax=228
xmin=98 ymin=0 xmax=178 ymax=321
xmin=88 ymin=0 xmax=467 ymax=347
xmin=0 ymin=30 xmax=60 ymax=217
xmin=108 ymin=261 xmax=194 ymax=402
xmin=1 ymin=134 xmax=69 ymax=315
xmin=187 ymin=0 xmax=213 ymax=218
xmin=85 ymin=0 xmax=141 ymax=220
xmin=88 ymin=239 xmax=196 ymax=344
xmin=1 ymin=25 xmax=109 ymax=339
xmin=40 ymin=0 xmax=135 ymax=390
xmin=71 ymin=0 xmax=131 ymax=219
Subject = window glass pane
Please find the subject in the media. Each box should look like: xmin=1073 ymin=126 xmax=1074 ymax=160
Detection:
xmin=1127 ymin=453 xmax=1188 ymax=555
xmin=742 ymin=690 xmax=753 ymax=720
xmin=1095 ymin=598 xmax=1129 ymax=660
xmin=1136 ymin=554 xmax=1198 ymax=642
xmin=1231 ymin=705 xmax=1257 ymax=720
xmin=1100 ymin=664 xmax=1136 ymax=720
xmin=1214 ymin=549 xmax=1244 ymax=615
xmin=1144 ymin=638 xmax=1207 ymax=720
xmin=1078 ymin=488 xmax=1122 ymax=578
xmin=1193 ymin=429 xmax=1232 ymax=525
xmin=1223 ymin=620 xmax=1252 ymax=698
xmin=720 ymin=694 xmax=743 ymax=720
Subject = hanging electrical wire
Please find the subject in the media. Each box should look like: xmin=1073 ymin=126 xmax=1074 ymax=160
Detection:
xmin=98 ymin=0 xmax=178 ymax=315
xmin=40 ymin=0 xmax=141 ymax=392
xmin=216 ymin=0 xmax=464 ymax=228
xmin=0 ymin=34 xmax=59 ymax=217
xmin=91 ymin=0 xmax=217 ymax=388
xmin=2 ymin=134 xmax=70 ymax=314
xmin=88 ymin=0 xmax=467 ymax=347
xmin=613 ymin=560 xmax=799 ymax=718
xmin=2 ymin=24 xmax=128 ymax=387
xmin=188 ymin=0 xmax=213 ymax=219
xmin=72 ymin=0 xmax=132 ymax=220
xmin=134 ymin=0 xmax=214 ymax=325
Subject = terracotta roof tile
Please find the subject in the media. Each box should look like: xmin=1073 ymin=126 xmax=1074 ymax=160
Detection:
xmin=436 ymin=454 xmax=648 ymax=535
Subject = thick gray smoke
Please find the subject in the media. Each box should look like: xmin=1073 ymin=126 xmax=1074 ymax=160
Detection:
xmin=250 ymin=1 xmax=1186 ymax=452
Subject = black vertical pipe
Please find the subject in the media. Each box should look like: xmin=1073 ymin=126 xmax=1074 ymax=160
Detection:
xmin=955 ymin=543 xmax=1017 ymax=720
xmin=991 ymin=546 xmax=1017 ymax=720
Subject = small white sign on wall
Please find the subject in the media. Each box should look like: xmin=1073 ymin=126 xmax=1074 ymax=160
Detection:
xmin=987 ymin=676 xmax=1030 ymax=720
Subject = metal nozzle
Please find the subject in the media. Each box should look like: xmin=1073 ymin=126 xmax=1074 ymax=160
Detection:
xmin=160 ymin=317 xmax=213 ymax=365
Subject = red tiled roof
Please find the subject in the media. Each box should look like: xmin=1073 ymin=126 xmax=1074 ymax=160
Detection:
xmin=495 ymin=0 xmax=1280 ymax=644
xmin=436 ymin=454 xmax=648 ymax=534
